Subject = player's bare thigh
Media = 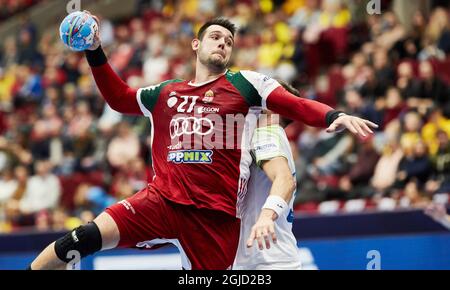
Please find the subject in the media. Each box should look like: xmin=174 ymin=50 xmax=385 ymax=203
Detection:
xmin=94 ymin=212 xmax=120 ymax=250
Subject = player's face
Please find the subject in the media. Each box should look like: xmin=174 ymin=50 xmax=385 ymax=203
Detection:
xmin=194 ymin=25 xmax=234 ymax=72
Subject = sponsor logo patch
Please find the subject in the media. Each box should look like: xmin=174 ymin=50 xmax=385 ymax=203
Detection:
xmin=254 ymin=143 xmax=278 ymax=154
xmin=196 ymin=106 xmax=220 ymax=114
xmin=167 ymin=150 xmax=213 ymax=164
xmin=202 ymin=90 xmax=214 ymax=103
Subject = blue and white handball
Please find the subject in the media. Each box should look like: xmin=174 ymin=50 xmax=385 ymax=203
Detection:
xmin=59 ymin=11 xmax=98 ymax=51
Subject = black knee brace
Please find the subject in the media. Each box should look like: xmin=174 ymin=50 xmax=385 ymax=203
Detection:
xmin=54 ymin=222 xmax=102 ymax=263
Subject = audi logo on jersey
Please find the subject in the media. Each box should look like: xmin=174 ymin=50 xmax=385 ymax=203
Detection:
xmin=169 ymin=117 xmax=214 ymax=139
xmin=167 ymin=110 xmax=260 ymax=150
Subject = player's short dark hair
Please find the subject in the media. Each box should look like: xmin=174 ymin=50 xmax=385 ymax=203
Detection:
xmin=197 ymin=18 xmax=237 ymax=40
xmin=276 ymin=79 xmax=300 ymax=127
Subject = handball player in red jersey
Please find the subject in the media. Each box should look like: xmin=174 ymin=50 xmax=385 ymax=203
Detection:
xmin=29 ymin=14 xmax=377 ymax=270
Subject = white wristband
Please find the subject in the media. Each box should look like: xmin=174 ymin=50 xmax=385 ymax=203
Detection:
xmin=262 ymin=195 xmax=289 ymax=218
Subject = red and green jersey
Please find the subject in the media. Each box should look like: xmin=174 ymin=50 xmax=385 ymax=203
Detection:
xmin=90 ymin=64 xmax=334 ymax=217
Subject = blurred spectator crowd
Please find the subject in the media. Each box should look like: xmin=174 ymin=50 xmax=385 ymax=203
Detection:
xmin=0 ymin=0 xmax=449 ymax=233
xmin=0 ymin=0 xmax=41 ymax=22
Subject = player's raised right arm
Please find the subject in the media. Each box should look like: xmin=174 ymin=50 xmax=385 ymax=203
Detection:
xmin=82 ymin=12 xmax=141 ymax=115
xmin=84 ymin=46 xmax=142 ymax=115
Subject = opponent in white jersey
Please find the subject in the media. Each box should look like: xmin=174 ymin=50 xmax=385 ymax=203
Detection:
xmin=234 ymin=81 xmax=303 ymax=270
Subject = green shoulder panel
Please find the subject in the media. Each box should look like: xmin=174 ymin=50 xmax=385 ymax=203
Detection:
xmin=225 ymin=71 xmax=261 ymax=107
xmin=140 ymin=79 xmax=183 ymax=112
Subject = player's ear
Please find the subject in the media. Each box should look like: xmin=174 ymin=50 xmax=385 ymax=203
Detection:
xmin=192 ymin=38 xmax=200 ymax=52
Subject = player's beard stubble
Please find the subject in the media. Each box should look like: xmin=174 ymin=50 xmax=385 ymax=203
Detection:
xmin=198 ymin=48 xmax=229 ymax=73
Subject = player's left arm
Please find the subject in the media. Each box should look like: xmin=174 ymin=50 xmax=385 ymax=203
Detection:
xmin=239 ymin=71 xmax=378 ymax=137
xmin=266 ymin=85 xmax=378 ymax=137
xmin=246 ymin=156 xmax=295 ymax=250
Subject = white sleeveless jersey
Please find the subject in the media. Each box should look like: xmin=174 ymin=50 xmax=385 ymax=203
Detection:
xmin=233 ymin=125 xmax=301 ymax=270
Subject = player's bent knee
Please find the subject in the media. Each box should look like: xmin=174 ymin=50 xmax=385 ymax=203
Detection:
xmin=54 ymin=222 xmax=102 ymax=263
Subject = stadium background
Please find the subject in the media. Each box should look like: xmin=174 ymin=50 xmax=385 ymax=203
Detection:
xmin=0 ymin=0 xmax=449 ymax=269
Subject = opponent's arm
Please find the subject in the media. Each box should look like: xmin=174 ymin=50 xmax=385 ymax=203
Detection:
xmin=246 ymin=156 xmax=295 ymax=250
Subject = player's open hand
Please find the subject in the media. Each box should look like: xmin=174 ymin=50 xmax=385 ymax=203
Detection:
xmin=246 ymin=209 xmax=277 ymax=250
xmin=326 ymin=114 xmax=378 ymax=138
xmin=83 ymin=10 xmax=101 ymax=51
xmin=425 ymin=203 xmax=447 ymax=222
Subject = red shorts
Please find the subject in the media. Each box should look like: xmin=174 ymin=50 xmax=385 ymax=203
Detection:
xmin=105 ymin=186 xmax=240 ymax=270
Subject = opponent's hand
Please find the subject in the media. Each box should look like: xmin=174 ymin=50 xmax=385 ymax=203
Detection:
xmin=246 ymin=209 xmax=277 ymax=250
xmin=84 ymin=10 xmax=101 ymax=51
xmin=326 ymin=114 xmax=378 ymax=138
xmin=425 ymin=203 xmax=448 ymax=222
